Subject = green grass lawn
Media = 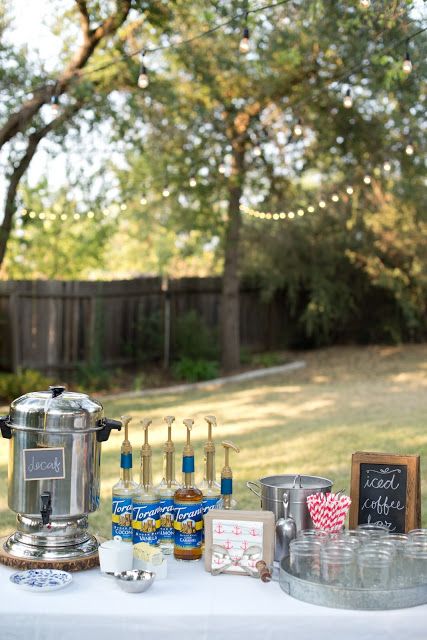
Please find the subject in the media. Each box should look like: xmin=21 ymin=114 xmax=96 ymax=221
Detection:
xmin=0 ymin=344 xmax=426 ymax=538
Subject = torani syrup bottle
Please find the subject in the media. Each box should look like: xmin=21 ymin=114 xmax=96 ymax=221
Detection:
xmin=132 ymin=418 xmax=160 ymax=546
xmin=173 ymin=418 xmax=203 ymax=561
xmin=112 ymin=416 xmax=138 ymax=542
xmin=221 ymin=441 xmax=240 ymax=510
xmin=199 ymin=416 xmax=221 ymax=534
xmin=157 ymin=415 xmax=181 ymax=555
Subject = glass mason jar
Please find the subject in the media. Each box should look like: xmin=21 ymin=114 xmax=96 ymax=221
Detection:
xmin=320 ymin=546 xmax=355 ymax=587
xmin=356 ymin=523 xmax=389 ymax=541
xmin=357 ymin=549 xmax=392 ymax=589
xmin=402 ymin=542 xmax=427 ymax=587
xmin=289 ymin=539 xmax=322 ymax=581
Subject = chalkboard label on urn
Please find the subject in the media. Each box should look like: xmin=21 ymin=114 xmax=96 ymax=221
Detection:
xmin=349 ymin=452 xmax=421 ymax=533
xmin=23 ymin=447 xmax=65 ymax=481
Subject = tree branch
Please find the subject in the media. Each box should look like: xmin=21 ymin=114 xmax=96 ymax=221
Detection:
xmin=0 ymin=102 xmax=82 ymax=266
xmin=0 ymin=0 xmax=131 ymax=150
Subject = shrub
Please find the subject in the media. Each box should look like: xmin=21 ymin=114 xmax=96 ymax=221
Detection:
xmin=0 ymin=370 xmax=52 ymax=403
xmin=251 ymin=352 xmax=283 ymax=368
xmin=173 ymin=310 xmax=218 ymax=360
xmin=171 ymin=357 xmax=219 ymax=383
xmin=73 ymin=363 xmax=113 ymax=392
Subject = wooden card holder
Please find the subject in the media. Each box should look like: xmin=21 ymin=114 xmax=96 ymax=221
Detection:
xmin=349 ymin=451 xmax=421 ymax=533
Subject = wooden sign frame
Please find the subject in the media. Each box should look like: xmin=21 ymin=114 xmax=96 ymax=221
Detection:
xmin=349 ymin=451 xmax=421 ymax=532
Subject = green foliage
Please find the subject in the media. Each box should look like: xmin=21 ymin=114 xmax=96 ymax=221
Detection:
xmin=251 ymin=352 xmax=283 ymax=368
xmin=173 ymin=310 xmax=218 ymax=361
xmin=73 ymin=363 xmax=113 ymax=392
xmin=0 ymin=370 xmax=52 ymax=403
xmin=239 ymin=346 xmax=252 ymax=365
xmin=171 ymin=357 xmax=219 ymax=383
xmin=135 ymin=312 xmax=164 ymax=363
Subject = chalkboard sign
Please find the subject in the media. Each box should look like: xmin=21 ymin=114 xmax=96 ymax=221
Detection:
xmin=349 ymin=452 xmax=420 ymax=533
xmin=23 ymin=447 xmax=65 ymax=481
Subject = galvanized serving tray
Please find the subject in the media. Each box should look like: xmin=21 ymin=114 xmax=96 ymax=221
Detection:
xmin=279 ymin=558 xmax=427 ymax=610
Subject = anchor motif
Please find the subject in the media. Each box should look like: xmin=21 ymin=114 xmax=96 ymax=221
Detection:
xmin=232 ymin=524 xmax=242 ymax=535
xmin=215 ymin=523 xmax=225 ymax=535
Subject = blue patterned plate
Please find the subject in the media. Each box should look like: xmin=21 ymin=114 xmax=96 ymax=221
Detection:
xmin=9 ymin=569 xmax=72 ymax=592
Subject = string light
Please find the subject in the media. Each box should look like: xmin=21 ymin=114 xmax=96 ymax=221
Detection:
xmin=253 ymin=146 xmax=262 ymax=157
xmin=346 ymin=186 xmax=354 ymax=195
xmin=331 ymin=194 xmax=339 ymax=202
xmin=239 ymin=20 xmax=250 ymax=55
xmin=50 ymin=95 xmax=60 ymax=114
xmin=60 ymin=213 xmax=67 ymax=221
xmin=140 ymin=195 xmax=147 ymax=205
xmin=74 ymin=213 xmax=80 ymax=220
xmin=318 ymin=200 xmax=326 ymax=208
xmin=120 ymin=204 xmax=127 ymax=211
xmin=363 ymin=175 xmax=371 ymax=184
xmin=405 ymin=141 xmax=414 ymax=155
xmin=403 ymin=42 xmax=412 ymax=74
xmin=297 ymin=209 xmax=304 ymax=216
xmin=189 ymin=177 xmax=197 ymax=187
xmin=138 ymin=54 xmax=149 ymax=89
xmin=307 ymin=205 xmax=315 ymax=213
xmin=288 ymin=211 xmax=295 ymax=219
xmin=87 ymin=210 xmax=95 ymax=218
xmin=29 ymin=211 xmax=36 ymax=219
xmin=343 ymin=88 xmax=353 ymax=109
xmin=219 ymin=164 xmax=226 ymax=174
xmin=162 ymin=186 xmax=170 ymax=198
xmin=359 ymin=0 xmax=370 ymax=7
xmin=293 ymin=118 xmax=303 ymax=137
xmin=383 ymin=161 xmax=391 ymax=172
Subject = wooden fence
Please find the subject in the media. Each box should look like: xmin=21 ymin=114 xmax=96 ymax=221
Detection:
xmin=0 ymin=278 xmax=286 ymax=373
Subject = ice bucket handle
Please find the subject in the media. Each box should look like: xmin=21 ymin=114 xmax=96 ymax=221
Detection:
xmin=96 ymin=418 xmax=122 ymax=443
xmin=246 ymin=481 xmax=262 ymax=499
xmin=0 ymin=416 xmax=11 ymax=439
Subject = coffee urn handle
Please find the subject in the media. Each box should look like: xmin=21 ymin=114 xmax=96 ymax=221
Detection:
xmin=0 ymin=416 xmax=12 ymax=439
xmin=96 ymin=418 xmax=122 ymax=443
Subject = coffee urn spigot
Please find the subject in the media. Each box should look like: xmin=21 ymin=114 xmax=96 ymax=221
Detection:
xmin=40 ymin=491 xmax=52 ymax=526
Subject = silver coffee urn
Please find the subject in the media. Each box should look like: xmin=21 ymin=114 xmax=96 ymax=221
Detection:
xmin=0 ymin=386 xmax=121 ymax=564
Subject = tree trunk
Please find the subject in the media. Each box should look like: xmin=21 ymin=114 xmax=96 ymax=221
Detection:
xmin=221 ymin=145 xmax=245 ymax=372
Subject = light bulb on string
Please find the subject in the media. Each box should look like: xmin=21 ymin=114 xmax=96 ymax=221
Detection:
xmin=162 ymin=186 xmax=170 ymax=198
xmin=307 ymin=206 xmax=315 ymax=213
xmin=383 ymin=161 xmax=391 ymax=172
xmin=189 ymin=177 xmax=197 ymax=187
xmin=293 ymin=118 xmax=303 ymax=137
xmin=343 ymin=88 xmax=353 ymax=109
xmin=140 ymin=195 xmax=147 ymax=205
xmin=50 ymin=95 xmax=60 ymax=115
xmin=405 ymin=141 xmax=414 ymax=156
xmin=318 ymin=200 xmax=326 ymax=208
xmin=331 ymin=194 xmax=339 ymax=202
xmin=239 ymin=26 xmax=250 ymax=54
xmin=138 ymin=54 xmax=149 ymax=89
xmin=253 ymin=146 xmax=262 ymax=157
xmin=346 ymin=186 xmax=354 ymax=195
xmin=359 ymin=0 xmax=370 ymax=8
xmin=219 ymin=164 xmax=226 ymax=174
xmin=363 ymin=175 xmax=371 ymax=185
xmin=403 ymin=43 xmax=412 ymax=74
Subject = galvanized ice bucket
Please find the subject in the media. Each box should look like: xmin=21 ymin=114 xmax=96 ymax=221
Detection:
xmin=247 ymin=474 xmax=333 ymax=531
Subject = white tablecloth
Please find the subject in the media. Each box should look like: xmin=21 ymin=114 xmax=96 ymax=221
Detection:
xmin=1 ymin=559 xmax=426 ymax=640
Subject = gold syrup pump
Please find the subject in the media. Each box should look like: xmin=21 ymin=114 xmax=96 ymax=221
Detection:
xmin=200 ymin=415 xmax=221 ymax=518
xmin=157 ymin=415 xmax=180 ymax=554
xmin=111 ymin=415 xmax=138 ymax=542
xmin=132 ymin=418 xmax=160 ymax=546
xmin=173 ymin=418 xmax=203 ymax=561
xmin=221 ymin=441 xmax=240 ymax=509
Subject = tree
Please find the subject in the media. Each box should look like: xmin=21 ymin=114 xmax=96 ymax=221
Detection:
xmin=111 ymin=0 xmax=425 ymax=369
xmin=0 ymin=0 xmax=171 ymax=266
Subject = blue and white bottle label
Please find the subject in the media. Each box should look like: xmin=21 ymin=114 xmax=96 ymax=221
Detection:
xmin=174 ymin=501 xmax=203 ymax=550
xmin=202 ymin=496 xmax=222 ymax=516
xmin=132 ymin=501 xmax=160 ymax=545
xmin=158 ymin=497 xmax=175 ymax=543
xmin=112 ymin=496 xmax=133 ymax=541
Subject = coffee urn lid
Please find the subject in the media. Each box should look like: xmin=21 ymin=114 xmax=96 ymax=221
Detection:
xmin=8 ymin=386 xmax=104 ymax=433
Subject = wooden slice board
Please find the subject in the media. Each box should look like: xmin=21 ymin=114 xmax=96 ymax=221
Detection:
xmin=0 ymin=536 xmax=100 ymax=572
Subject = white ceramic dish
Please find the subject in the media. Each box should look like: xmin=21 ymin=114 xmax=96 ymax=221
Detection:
xmin=9 ymin=569 xmax=72 ymax=592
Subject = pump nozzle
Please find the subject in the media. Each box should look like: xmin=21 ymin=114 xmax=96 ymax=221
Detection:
xmin=182 ymin=418 xmax=195 ymax=485
xmin=140 ymin=418 xmax=153 ymax=488
xmin=204 ymin=415 xmax=216 ymax=444
xmin=163 ymin=415 xmax=176 ymax=486
xmin=204 ymin=415 xmax=217 ymax=485
xmin=221 ymin=440 xmax=240 ymax=509
xmin=120 ymin=415 xmax=132 ymax=452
